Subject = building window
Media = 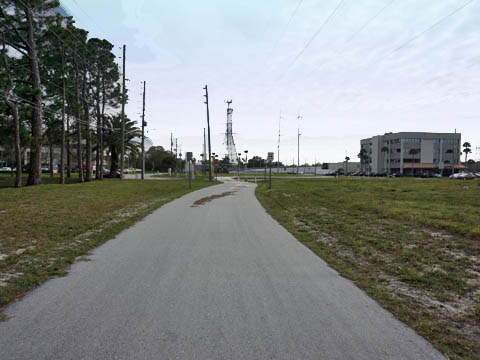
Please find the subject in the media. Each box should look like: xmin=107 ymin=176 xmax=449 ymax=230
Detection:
xmin=443 ymin=139 xmax=459 ymax=145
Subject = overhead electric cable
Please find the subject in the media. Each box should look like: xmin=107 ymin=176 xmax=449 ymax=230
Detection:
xmin=285 ymin=0 xmax=346 ymax=73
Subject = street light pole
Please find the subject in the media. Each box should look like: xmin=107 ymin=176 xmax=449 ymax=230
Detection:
xmin=297 ymin=115 xmax=302 ymax=177
xmin=277 ymin=113 xmax=282 ymax=175
xmin=297 ymin=128 xmax=301 ymax=176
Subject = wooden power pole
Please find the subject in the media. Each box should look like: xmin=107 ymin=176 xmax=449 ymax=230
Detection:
xmin=203 ymin=85 xmax=212 ymax=181
xmin=141 ymin=80 xmax=146 ymax=180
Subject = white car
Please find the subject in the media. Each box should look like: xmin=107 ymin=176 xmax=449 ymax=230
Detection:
xmin=450 ymin=172 xmax=476 ymax=180
xmin=0 ymin=166 xmax=12 ymax=172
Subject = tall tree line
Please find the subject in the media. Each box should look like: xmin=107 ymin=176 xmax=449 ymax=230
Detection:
xmin=0 ymin=0 xmax=135 ymax=187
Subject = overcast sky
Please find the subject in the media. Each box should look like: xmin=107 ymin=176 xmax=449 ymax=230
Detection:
xmin=61 ymin=0 xmax=480 ymax=164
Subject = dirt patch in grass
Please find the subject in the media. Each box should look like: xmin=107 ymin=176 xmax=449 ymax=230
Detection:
xmin=256 ymin=178 xmax=480 ymax=360
xmin=191 ymin=191 xmax=235 ymax=207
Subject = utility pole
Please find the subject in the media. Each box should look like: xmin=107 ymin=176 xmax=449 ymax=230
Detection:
xmin=141 ymin=81 xmax=146 ymax=180
xmin=203 ymin=128 xmax=207 ymax=174
xmin=277 ymin=113 xmax=282 ymax=175
xmin=120 ymin=44 xmax=126 ymax=180
xmin=297 ymin=115 xmax=302 ymax=177
xmin=203 ymin=85 xmax=212 ymax=181
xmin=170 ymin=133 xmax=173 ymax=154
xmin=175 ymin=138 xmax=178 ymax=175
xmin=297 ymin=128 xmax=301 ymax=176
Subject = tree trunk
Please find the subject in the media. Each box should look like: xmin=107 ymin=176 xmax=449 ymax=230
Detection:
xmin=2 ymin=34 xmax=22 ymax=188
xmin=25 ymin=6 xmax=42 ymax=186
xmin=60 ymin=48 xmax=66 ymax=184
xmin=100 ymin=74 xmax=107 ymax=180
xmin=82 ymin=64 xmax=91 ymax=182
xmin=85 ymin=125 xmax=91 ymax=181
xmin=95 ymin=63 xmax=102 ymax=180
xmin=110 ymin=145 xmax=118 ymax=176
xmin=49 ymin=142 xmax=54 ymax=178
xmin=73 ymin=57 xmax=84 ymax=183
xmin=66 ymin=114 xmax=71 ymax=178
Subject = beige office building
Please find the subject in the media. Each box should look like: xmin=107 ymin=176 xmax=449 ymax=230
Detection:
xmin=360 ymin=132 xmax=464 ymax=175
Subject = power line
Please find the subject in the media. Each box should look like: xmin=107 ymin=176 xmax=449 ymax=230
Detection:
xmin=292 ymin=0 xmax=396 ymax=88
xmin=344 ymin=0 xmax=396 ymax=44
xmin=253 ymin=0 xmax=396 ymax=114
xmin=327 ymin=0 xmax=477 ymax=109
xmin=10 ymin=95 xmax=116 ymax=132
xmin=70 ymin=0 xmax=110 ymax=37
xmin=285 ymin=0 xmax=475 ymax=114
xmin=43 ymin=77 xmax=104 ymax=111
xmin=284 ymin=0 xmax=346 ymax=75
xmin=268 ymin=0 xmax=304 ymax=59
xmin=392 ymin=0 xmax=475 ymax=53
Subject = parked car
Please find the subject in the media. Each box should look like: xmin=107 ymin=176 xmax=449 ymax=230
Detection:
xmin=0 ymin=166 xmax=12 ymax=172
xmin=450 ymin=172 xmax=476 ymax=180
xmin=41 ymin=165 xmax=50 ymax=173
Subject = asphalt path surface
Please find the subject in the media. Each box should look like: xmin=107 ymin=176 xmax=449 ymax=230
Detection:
xmin=0 ymin=179 xmax=446 ymax=359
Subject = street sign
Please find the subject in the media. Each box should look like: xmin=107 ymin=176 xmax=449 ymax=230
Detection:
xmin=267 ymin=152 xmax=274 ymax=163
xmin=186 ymin=152 xmax=193 ymax=161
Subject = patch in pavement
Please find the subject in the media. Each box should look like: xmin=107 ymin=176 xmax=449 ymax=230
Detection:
xmin=191 ymin=191 xmax=236 ymax=207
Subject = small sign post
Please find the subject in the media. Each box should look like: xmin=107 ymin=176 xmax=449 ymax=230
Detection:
xmin=187 ymin=152 xmax=193 ymax=189
xmin=267 ymin=152 xmax=274 ymax=189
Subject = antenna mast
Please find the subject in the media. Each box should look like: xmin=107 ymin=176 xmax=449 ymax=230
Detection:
xmin=224 ymin=100 xmax=237 ymax=163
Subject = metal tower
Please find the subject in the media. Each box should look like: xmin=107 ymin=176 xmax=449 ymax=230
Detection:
xmin=224 ymin=100 xmax=237 ymax=163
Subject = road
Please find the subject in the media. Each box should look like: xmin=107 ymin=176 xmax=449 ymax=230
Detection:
xmin=0 ymin=179 xmax=445 ymax=360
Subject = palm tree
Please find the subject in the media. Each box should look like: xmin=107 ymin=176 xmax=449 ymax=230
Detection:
xmin=408 ymin=148 xmax=420 ymax=176
xmin=344 ymin=156 xmax=350 ymax=175
xmin=463 ymin=142 xmax=472 ymax=163
xmin=381 ymin=146 xmax=389 ymax=174
xmin=103 ymin=114 xmax=141 ymax=175
xmin=357 ymin=148 xmax=367 ymax=173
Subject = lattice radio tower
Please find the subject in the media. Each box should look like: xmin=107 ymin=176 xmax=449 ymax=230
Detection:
xmin=224 ymin=100 xmax=237 ymax=163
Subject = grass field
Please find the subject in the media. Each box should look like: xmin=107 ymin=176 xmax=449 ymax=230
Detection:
xmin=0 ymin=178 xmax=216 ymax=312
xmin=256 ymin=178 xmax=480 ymax=360
xmin=0 ymin=173 xmax=85 ymax=188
